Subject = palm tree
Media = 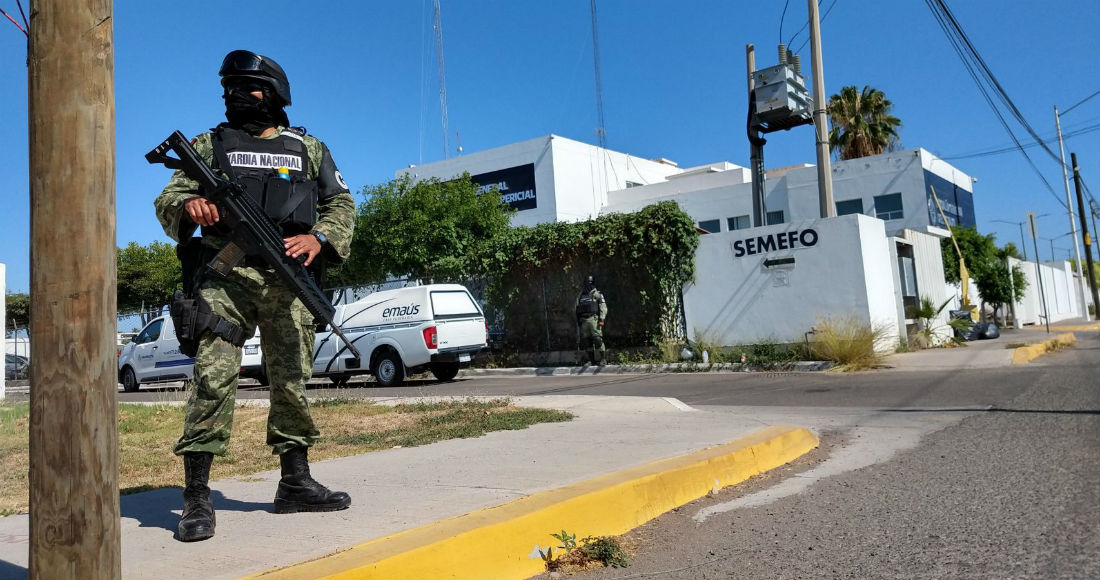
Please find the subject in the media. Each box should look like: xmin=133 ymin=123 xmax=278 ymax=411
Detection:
xmin=826 ymin=85 xmax=902 ymax=160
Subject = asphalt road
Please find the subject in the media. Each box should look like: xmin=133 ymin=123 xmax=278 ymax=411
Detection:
xmin=535 ymin=332 xmax=1100 ymax=580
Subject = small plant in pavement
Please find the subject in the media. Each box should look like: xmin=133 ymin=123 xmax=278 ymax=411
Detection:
xmin=579 ymin=535 xmax=630 ymax=568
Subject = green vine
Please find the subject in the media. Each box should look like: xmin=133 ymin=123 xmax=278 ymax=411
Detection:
xmin=480 ymin=202 xmax=698 ymax=350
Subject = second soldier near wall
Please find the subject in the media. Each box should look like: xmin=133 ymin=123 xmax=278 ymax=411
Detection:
xmin=575 ymin=275 xmax=608 ymax=366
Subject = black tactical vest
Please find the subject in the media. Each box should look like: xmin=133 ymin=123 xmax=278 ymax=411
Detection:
xmin=212 ymin=126 xmax=318 ymax=236
xmin=576 ymin=291 xmax=600 ymax=316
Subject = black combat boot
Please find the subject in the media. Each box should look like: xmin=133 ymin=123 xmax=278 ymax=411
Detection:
xmin=594 ymin=349 xmax=605 ymax=367
xmin=178 ymin=452 xmax=215 ymax=542
xmin=275 ymin=446 xmax=352 ymax=514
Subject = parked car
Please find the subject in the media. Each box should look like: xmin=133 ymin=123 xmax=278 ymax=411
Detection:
xmin=239 ymin=328 xmax=267 ymax=386
xmin=5 ymin=354 xmax=29 ymax=380
xmin=117 ymin=315 xmax=194 ymax=392
xmin=244 ymin=284 xmax=488 ymax=387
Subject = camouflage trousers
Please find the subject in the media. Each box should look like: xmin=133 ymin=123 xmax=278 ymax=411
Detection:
xmin=173 ymin=265 xmax=319 ymax=457
xmin=578 ymin=316 xmax=605 ymax=361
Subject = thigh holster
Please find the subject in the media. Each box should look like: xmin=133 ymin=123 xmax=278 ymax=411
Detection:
xmin=172 ymin=239 xmax=248 ymax=357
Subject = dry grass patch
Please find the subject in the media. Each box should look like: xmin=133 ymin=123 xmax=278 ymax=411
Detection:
xmin=811 ymin=315 xmax=890 ymax=371
xmin=0 ymin=397 xmax=572 ymax=515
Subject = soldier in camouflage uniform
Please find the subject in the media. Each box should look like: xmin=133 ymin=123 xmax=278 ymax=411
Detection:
xmin=154 ymin=50 xmax=356 ymax=542
xmin=575 ymin=276 xmax=608 ymax=366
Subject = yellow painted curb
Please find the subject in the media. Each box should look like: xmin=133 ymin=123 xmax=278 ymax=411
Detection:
xmin=241 ymin=425 xmax=819 ymax=580
xmin=1012 ymin=332 xmax=1077 ymax=364
xmin=1022 ymin=324 xmax=1099 ymax=332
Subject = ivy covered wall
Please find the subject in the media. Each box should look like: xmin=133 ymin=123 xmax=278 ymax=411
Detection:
xmin=481 ymin=202 xmax=698 ymax=351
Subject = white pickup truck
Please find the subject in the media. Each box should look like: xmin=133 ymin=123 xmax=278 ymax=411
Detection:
xmin=117 ymin=315 xmax=194 ymax=392
xmin=242 ymin=283 xmax=488 ymax=387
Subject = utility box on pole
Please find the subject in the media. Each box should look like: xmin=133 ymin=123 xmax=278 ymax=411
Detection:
xmin=751 ymin=64 xmax=813 ymax=132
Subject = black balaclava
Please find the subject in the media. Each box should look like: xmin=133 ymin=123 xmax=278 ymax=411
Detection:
xmin=582 ymin=276 xmax=596 ymax=294
xmin=223 ymin=82 xmax=288 ymax=135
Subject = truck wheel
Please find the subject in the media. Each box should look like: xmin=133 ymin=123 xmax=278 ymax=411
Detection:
xmin=121 ymin=367 xmax=140 ymax=393
xmin=257 ymin=360 xmax=269 ymax=387
xmin=372 ymin=350 xmax=405 ymax=387
xmin=430 ymin=362 xmax=460 ymax=382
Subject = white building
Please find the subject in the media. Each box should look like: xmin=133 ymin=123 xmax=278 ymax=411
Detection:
xmin=396 ymin=135 xmax=1080 ymax=347
xmin=399 ymin=135 xmax=977 ymax=236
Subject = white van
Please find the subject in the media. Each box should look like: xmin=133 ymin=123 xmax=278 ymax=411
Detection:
xmin=241 ymin=284 xmax=488 ymax=387
xmin=117 ymin=315 xmax=194 ymax=392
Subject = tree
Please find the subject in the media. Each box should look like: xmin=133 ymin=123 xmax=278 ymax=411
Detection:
xmin=827 ymin=85 xmax=902 ymax=160
xmin=333 ymin=174 xmax=514 ymax=286
xmin=5 ymin=292 xmax=30 ymax=336
xmin=117 ymin=241 xmax=181 ymax=326
xmin=941 ymin=226 xmax=1027 ymax=324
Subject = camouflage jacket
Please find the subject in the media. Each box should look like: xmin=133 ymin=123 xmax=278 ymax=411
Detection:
xmin=153 ymin=126 xmax=356 ymax=262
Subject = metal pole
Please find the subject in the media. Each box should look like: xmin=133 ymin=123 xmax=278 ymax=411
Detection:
xmin=747 ymin=44 xmax=767 ymax=227
xmin=27 ymin=1 xmax=121 ymax=578
xmin=1055 ymin=106 xmax=1090 ymax=320
xmin=1018 ymin=222 xmax=1028 ymax=261
xmin=1029 ymin=212 xmax=1051 ymax=333
xmin=1005 ymin=255 xmax=1020 ymax=329
xmin=1072 ymin=153 xmax=1100 ymax=317
xmin=1091 ymin=199 xmax=1100 ymax=263
xmin=808 ymin=0 xmax=835 ymax=218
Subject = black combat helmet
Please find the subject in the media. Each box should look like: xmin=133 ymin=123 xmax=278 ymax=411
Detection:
xmin=219 ymin=50 xmax=292 ymax=106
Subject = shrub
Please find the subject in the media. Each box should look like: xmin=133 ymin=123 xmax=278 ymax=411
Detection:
xmin=810 ymin=315 xmax=889 ymax=370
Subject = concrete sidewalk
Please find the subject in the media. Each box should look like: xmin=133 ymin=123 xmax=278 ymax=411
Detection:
xmin=0 ymin=396 xmax=815 ymax=580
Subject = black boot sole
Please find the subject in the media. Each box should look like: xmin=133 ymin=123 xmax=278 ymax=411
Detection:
xmin=274 ymin=497 xmax=351 ymax=514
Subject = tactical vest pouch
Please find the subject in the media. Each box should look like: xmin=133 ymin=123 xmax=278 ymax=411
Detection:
xmin=576 ymin=295 xmax=599 ymax=317
xmin=264 ymin=176 xmax=317 ymax=236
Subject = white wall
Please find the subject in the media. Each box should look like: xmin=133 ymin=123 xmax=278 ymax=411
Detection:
xmin=901 ymin=228 xmax=954 ymax=340
xmin=683 ymin=214 xmax=900 ymax=348
xmin=1010 ymin=258 xmax=1084 ymax=325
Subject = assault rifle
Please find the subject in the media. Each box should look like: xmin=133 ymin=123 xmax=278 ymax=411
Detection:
xmin=146 ymin=130 xmax=362 ymax=362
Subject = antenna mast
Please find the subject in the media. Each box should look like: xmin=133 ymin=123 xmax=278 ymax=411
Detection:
xmin=590 ymin=0 xmax=606 ymax=149
xmin=433 ymin=0 xmax=450 ymax=158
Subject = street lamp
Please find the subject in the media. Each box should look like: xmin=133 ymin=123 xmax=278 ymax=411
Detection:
xmin=993 ymin=214 xmax=1049 ymax=261
xmin=1040 ymin=232 xmax=1074 ymax=263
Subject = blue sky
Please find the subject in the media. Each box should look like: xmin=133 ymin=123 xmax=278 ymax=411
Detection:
xmin=1 ymin=0 xmax=1098 ymax=296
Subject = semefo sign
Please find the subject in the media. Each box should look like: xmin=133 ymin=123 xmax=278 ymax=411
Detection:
xmin=732 ymin=228 xmax=819 ymax=257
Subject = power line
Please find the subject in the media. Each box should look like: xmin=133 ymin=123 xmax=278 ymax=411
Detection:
xmin=943 ymin=123 xmax=1100 ymax=161
xmin=1 ymin=6 xmax=27 ymax=36
xmin=779 ymin=0 xmax=791 ymax=46
xmin=1062 ymin=90 xmax=1099 ymax=116
xmin=932 ymin=0 xmax=1061 ymax=164
xmin=793 ymin=0 xmax=837 ymax=54
xmin=924 ymin=0 xmax=1066 ymax=210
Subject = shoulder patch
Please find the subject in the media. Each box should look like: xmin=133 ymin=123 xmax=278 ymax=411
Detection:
xmin=280 ymin=129 xmax=305 ymax=142
xmin=335 ymin=170 xmax=348 ymax=190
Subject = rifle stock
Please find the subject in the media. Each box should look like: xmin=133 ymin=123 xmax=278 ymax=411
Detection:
xmin=147 ymin=131 xmax=362 ymax=361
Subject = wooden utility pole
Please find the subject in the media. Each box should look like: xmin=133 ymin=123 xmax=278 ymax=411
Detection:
xmin=808 ymin=0 xmax=835 ymax=218
xmin=27 ymin=1 xmax=120 ymax=578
